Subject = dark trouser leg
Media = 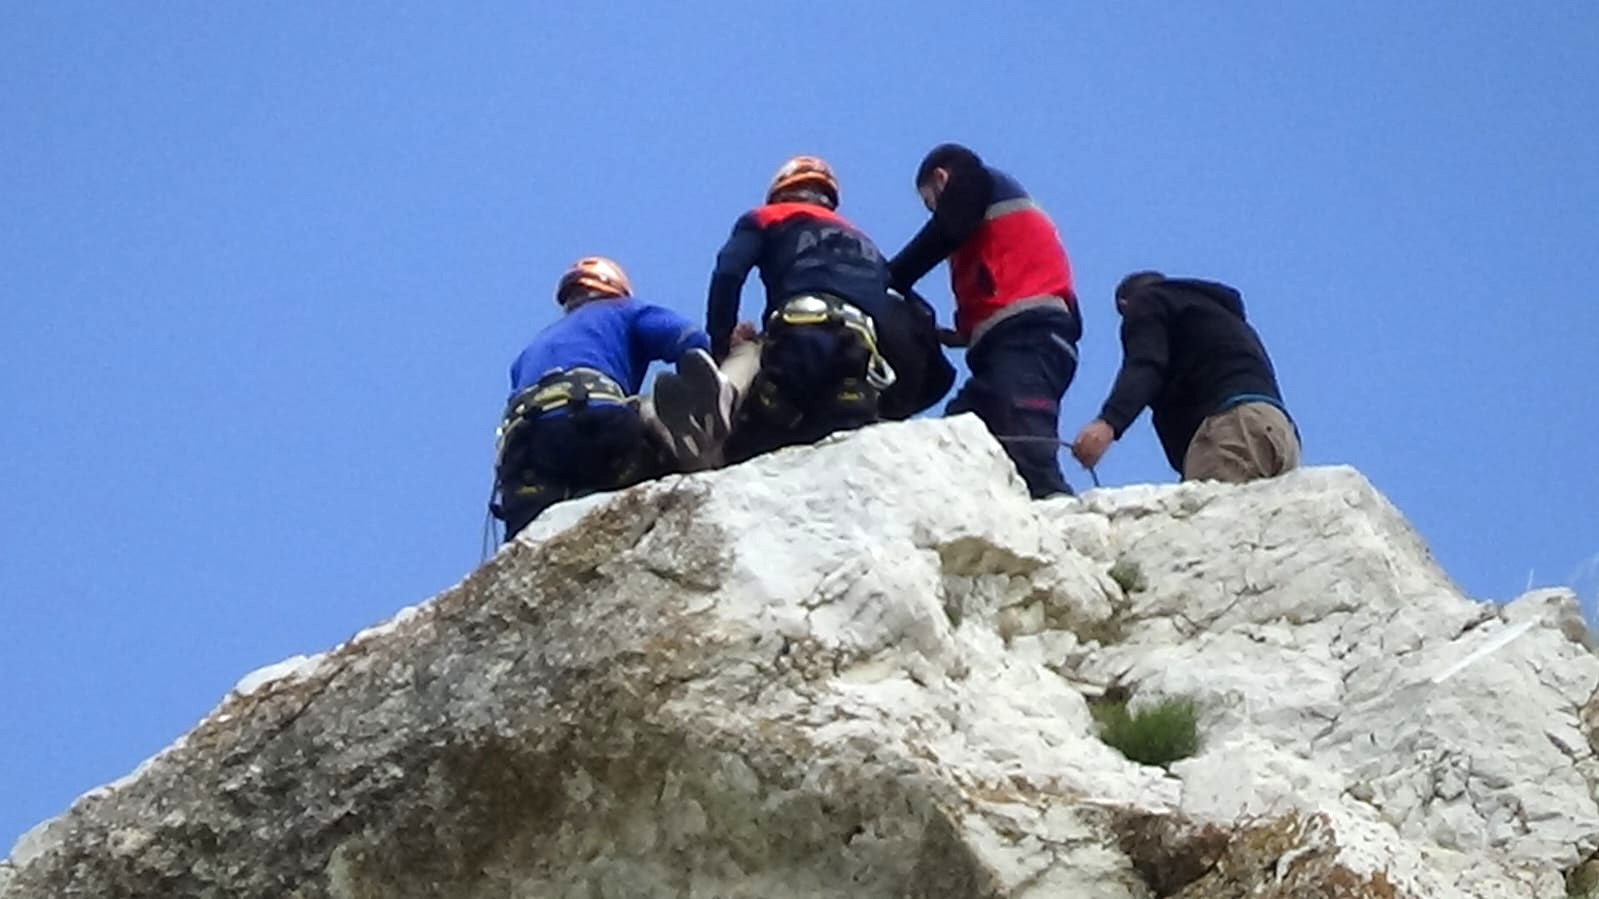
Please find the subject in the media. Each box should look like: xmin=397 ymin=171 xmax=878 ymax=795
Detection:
xmin=498 ymin=405 xmax=653 ymax=541
xmin=724 ymin=327 xmax=878 ymax=465
xmin=499 ymin=482 xmax=567 ymax=541
xmin=725 ymin=386 xmax=876 ymax=465
xmin=947 ymin=319 xmax=1078 ymax=498
xmin=722 ymin=410 xmax=787 ymax=466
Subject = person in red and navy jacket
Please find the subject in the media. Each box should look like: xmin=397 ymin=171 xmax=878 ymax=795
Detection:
xmin=706 ymin=156 xmax=889 ymax=362
xmin=888 ymin=143 xmax=1083 ymax=498
xmin=701 ymin=156 xmax=953 ymax=464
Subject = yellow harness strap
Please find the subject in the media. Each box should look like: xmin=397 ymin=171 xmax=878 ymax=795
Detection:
xmin=769 ymin=295 xmax=897 ymax=389
xmin=495 ymin=367 xmax=630 ymax=459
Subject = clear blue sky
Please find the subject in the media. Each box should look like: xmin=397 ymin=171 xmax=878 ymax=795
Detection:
xmin=3 ymin=3 xmax=1595 ymax=846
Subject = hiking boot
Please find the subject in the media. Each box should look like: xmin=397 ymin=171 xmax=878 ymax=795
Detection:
xmin=651 ymin=349 xmax=735 ymax=470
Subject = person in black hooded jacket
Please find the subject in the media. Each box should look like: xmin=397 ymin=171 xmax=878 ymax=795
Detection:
xmin=1071 ymin=271 xmax=1300 ymax=482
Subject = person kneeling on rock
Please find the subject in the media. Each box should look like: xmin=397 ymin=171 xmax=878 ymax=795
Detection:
xmin=492 ymin=256 xmax=711 ymax=539
xmin=1071 ymin=271 xmax=1301 ymax=483
xmin=650 ymin=155 xmax=951 ymax=469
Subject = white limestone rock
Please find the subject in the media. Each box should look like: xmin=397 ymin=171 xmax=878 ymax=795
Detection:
xmin=4 ymin=416 xmax=1594 ymax=899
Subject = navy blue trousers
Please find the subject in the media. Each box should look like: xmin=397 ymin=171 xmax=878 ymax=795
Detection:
xmin=725 ymin=326 xmax=878 ymax=464
xmin=947 ymin=310 xmax=1079 ymax=498
xmin=497 ymin=404 xmax=657 ymax=539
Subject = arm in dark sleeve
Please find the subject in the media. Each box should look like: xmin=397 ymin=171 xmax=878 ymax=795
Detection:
xmin=706 ymin=215 xmax=762 ymax=360
xmin=886 ymin=167 xmax=994 ymax=290
xmin=1098 ymin=304 xmax=1171 ymax=437
xmin=632 ymin=303 xmax=711 ymax=365
xmin=886 ymin=219 xmax=956 ymax=291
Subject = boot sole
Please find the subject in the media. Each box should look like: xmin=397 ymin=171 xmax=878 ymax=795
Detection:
xmin=653 ymin=370 xmax=727 ymax=471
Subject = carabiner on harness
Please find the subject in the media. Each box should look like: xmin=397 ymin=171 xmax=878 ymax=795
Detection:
xmin=865 ymin=354 xmax=897 ymax=391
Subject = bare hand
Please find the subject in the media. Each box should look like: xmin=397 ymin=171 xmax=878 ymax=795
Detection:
xmin=937 ymin=327 xmax=967 ymax=348
xmin=1071 ymin=419 xmax=1115 ymax=468
xmin=730 ymin=321 xmax=758 ymax=347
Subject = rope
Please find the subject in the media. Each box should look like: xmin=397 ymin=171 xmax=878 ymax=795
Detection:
xmin=991 ymin=434 xmax=1101 ymax=488
xmin=480 ymin=473 xmax=500 ymax=564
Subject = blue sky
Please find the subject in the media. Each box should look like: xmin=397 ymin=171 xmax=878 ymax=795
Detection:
xmin=2 ymin=3 xmax=1595 ymax=845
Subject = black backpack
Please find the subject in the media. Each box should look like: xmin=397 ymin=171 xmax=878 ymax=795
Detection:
xmin=875 ymin=287 xmax=956 ymax=420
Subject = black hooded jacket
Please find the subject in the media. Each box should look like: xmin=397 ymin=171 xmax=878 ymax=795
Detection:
xmin=1099 ymin=278 xmax=1289 ymax=472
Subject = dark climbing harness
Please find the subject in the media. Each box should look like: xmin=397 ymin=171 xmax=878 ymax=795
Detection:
xmin=488 ymin=367 xmax=633 ymax=539
xmin=745 ymin=294 xmax=898 ymax=429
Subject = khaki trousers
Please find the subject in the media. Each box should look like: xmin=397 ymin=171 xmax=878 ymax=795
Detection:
xmin=721 ymin=340 xmax=762 ymax=399
xmin=1182 ymin=402 xmax=1301 ymax=483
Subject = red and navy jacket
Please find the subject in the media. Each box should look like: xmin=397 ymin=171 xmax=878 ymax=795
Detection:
xmin=888 ymin=165 xmax=1079 ymax=347
xmin=706 ymin=202 xmax=892 ymax=359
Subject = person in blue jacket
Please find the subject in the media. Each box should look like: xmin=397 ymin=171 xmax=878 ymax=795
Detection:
xmin=493 ymin=256 xmax=709 ymax=538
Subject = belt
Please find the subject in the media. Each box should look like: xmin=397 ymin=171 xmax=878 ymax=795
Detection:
xmin=521 ymin=367 xmax=628 ymax=414
xmin=495 ymin=367 xmax=629 ymax=458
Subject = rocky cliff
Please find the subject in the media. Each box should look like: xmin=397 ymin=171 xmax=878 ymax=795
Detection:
xmin=5 ymin=416 xmax=1596 ymax=898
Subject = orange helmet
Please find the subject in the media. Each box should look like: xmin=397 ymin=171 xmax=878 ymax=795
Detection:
xmin=555 ymin=256 xmax=632 ymax=307
xmin=766 ymin=155 xmax=839 ymax=208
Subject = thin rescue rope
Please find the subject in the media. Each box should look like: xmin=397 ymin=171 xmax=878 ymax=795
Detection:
xmin=480 ymin=473 xmax=500 ymax=564
xmin=992 ymin=434 xmax=1102 ymax=488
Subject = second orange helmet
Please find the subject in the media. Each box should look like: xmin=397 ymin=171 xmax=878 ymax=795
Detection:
xmin=766 ymin=155 xmax=839 ymax=209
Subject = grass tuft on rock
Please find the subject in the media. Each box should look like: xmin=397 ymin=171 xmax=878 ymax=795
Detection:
xmin=1108 ymin=559 xmax=1147 ymax=595
xmin=1570 ymin=859 xmax=1599 ymax=899
xmin=1092 ymin=696 xmax=1201 ymax=768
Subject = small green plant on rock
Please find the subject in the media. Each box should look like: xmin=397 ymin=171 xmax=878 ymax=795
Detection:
xmin=1092 ymin=696 xmax=1201 ymax=768
xmin=1108 ymin=558 xmax=1147 ymax=595
xmin=1570 ymin=858 xmax=1599 ymax=899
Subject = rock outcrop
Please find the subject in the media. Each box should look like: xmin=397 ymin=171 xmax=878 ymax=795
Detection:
xmin=5 ymin=416 xmax=1596 ymax=898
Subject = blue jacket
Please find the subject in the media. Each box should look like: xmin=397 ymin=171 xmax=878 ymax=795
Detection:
xmin=706 ymin=202 xmax=893 ymax=359
xmin=508 ymin=298 xmax=709 ymax=398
